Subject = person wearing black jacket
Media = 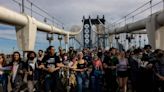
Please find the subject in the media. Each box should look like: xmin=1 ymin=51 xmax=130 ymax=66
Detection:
xmin=139 ymin=45 xmax=154 ymax=92
xmin=36 ymin=50 xmax=45 ymax=92
xmin=9 ymin=51 xmax=26 ymax=92
xmin=154 ymin=49 xmax=164 ymax=92
xmin=128 ymin=49 xmax=142 ymax=92
xmin=103 ymin=48 xmax=119 ymax=92
xmin=26 ymin=51 xmax=38 ymax=92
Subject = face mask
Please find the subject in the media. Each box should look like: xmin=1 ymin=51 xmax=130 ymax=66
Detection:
xmin=29 ymin=57 xmax=35 ymax=60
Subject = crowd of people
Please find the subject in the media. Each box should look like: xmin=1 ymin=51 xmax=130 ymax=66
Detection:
xmin=0 ymin=45 xmax=164 ymax=92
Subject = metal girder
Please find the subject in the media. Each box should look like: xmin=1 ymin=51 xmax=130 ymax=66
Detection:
xmin=0 ymin=6 xmax=80 ymax=36
xmin=109 ymin=11 xmax=164 ymax=35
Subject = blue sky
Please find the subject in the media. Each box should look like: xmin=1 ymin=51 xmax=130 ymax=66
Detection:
xmin=0 ymin=24 xmax=69 ymax=54
xmin=0 ymin=24 xmax=80 ymax=54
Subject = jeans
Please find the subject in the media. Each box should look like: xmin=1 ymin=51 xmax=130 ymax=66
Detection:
xmin=91 ymin=70 xmax=103 ymax=92
xmin=0 ymin=74 xmax=8 ymax=92
xmin=44 ymin=74 xmax=57 ymax=92
xmin=76 ymin=72 xmax=88 ymax=92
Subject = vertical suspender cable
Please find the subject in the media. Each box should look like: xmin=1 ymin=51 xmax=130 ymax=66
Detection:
xmin=89 ymin=18 xmax=98 ymax=34
xmin=132 ymin=16 xmax=134 ymax=23
xmin=30 ymin=2 xmax=32 ymax=17
xmin=150 ymin=0 xmax=152 ymax=15
xmin=163 ymin=0 xmax=164 ymax=10
xmin=125 ymin=16 xmax=127 ymax=25
xmin=22 ymin=0 xmax=25 ymax=13
xmin=19 ymin=3 xmax=21 ymax=13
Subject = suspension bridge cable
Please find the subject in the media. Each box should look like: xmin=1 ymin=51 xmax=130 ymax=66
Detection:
xmin=97 ymin=18 xmax=109 ymax=33
xmin=89 ymin=18 xmax=98 ymax=34
xmin=133 ymin=0 xmax=162 ymax=17
xmin=94 ymin=15 xmax=112 ymax=31
xmin=150 ymin=0 xmax=152 ymax=15
xmin=112 ymin=0 xmax=163 ymax=29
xmin=12 ymin=0 xmax=64 ymax=27
xmin=26 ymin=0 xmax=64 ymax=26
xmin=126 ymin=1 xmax=151 ymax=17
xmin=163 ymin=0 xmax=164 ymax=10
xmin=131 ymin=0 xmax=162 ymax=20
xmin=74 ymin=19 xmax=85 ymax=34
xmin=30 ymin=2 xmax=32 ymax=17
xmin=112 ymin=0 xmax=153 ymax=25
xmin=12 ymin=0 xmax=59 ymax=25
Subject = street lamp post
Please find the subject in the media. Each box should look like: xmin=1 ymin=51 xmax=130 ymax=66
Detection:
xmin=44 ymin=18 xmax=53 ymax=46
xmin=47 ymin=33 xmax=53 ymax=46
xmin=126 ymin=34 xmax=134 ymax=49
xmin=139 ymin=34 xmax=142 ymax=47
xmin=58 ymin=35 xmax=62 ymax=47
xmin=115 ymin=34 xmax=120 ymax=42
xmin=144 ymin=39 xmax=146 ymax=46
xmin=115 ymin=34 xmax=120 ymax=48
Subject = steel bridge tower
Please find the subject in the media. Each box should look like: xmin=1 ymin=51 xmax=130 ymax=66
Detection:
xmin=82 ymin=15 xmax=106 ymax=48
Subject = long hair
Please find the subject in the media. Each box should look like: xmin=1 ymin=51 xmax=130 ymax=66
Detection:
xmin=0 ymin=53 xmax=6 ymax=66
xmin=77 ymin=52 xmax=83 ymax=59
xmin=12 ymin=51 xmax=21 ymax=62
